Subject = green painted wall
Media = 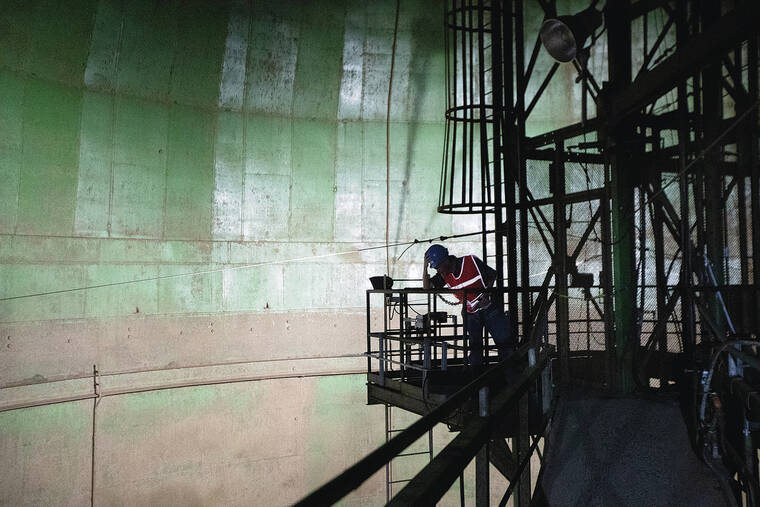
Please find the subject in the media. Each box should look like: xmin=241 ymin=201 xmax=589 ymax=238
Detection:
xmin=0 ymin=0 xmax=596 ymax=323
xmin=0 ymin=1 xmax=453 ymax=504
xmin=0 ymin=0 xmax=589 ymax=504
xmin=0 ymin=0 xmax=454 ymax=324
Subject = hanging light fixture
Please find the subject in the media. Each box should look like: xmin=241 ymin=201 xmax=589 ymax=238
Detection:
xmin=539 ymin=5 xmax=603 ymax=63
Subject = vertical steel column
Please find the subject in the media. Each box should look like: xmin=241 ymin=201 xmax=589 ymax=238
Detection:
xmin=552 ymin=141 xmax=570 ymax=382
xmin=491 ymin=0 xmax=506 ymax=294
xmin=399 ymin=295 xmax=405 ymax=376
xmin=367 ymin=291 xmax=372 ymax=375
xmin=515 ymin=3 xmax=531 ymax=504
xmin=601 ymin=192 xmax=615 ymax=389
xmin=385 ymin=404 xmax=391 ymax=503
xmin=463 ymin=0 xmax=471 ymax=208
xmin=477 ymin=1 xmax=490 ymax=263
xmin=748 ymin=32 xmax=760 ymax=486
xmin=747 ymin=33 xmax=760 ymax=332
xmin=701 ymin=0 xmax=726 ymax=338
xmin=606 ymin=0 xmax=635 ymax=392
xmin=90 ymin=364 xmax=99 ymax=507
xmin=515 ymin=0 xmax=530 ymax=345
xmin=676 ymin=0 xmax=696 ymax=362
xmin=476 ymin=386 xmax=490 ymax=506
xmin=737 ymin=79 xmax=750 ymax=333
xmin=653 ymin=170 xmax=668 ymax=387
xmin=515 ymin=388 xmax=531 ymax=507
xmin=504 ymin=0 xmax=519 ymax=338
xmin=739 ymin=173 xmax=751 ymax=334
xmin=689 ymin=1 xmax=705 ymax=271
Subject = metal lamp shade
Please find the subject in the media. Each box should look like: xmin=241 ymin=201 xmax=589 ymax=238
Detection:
xmin=540 ymin=18 xmax=579 ymax=62
xmin=540 ymin=7 xmax=603 ymax=63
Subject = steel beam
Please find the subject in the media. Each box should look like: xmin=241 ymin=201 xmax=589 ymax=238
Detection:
xmin=609 ymin=2 xmax=760 ymax=121
xmin=652 ymin=164 xmax=669 ymax=387
xmin=388 ymin=356 xmax=548 ymax=506
xmin=515 ymin=4 xmax=531 ymax=504
xmin=526 ymin=148 xmax=604 ymax=164
xmin=644 ymin=184 xmax=681 ymax=244
xmin=476 ymin=385 xmax=490 ymax=506
xmin=552 ymin=140 xmax=570 ymax=384
xmin=676 ymin=0 xmax=696 ymax=368
xmin=639 ymin=288 xmax=681 ymax=382
xmin=701 ymin=0 xmax=727 ymax=340
xmin=747 ymin=34 xmax=760 ymax=332
xmin=489 ymin=438 xmax=517 ymax=481
xmin=601 ymin=188 xmax=615 ymax=390
xmin=503 ymin=0 xmax=520 ymax=357
xmin=525 ymin=118 xmax=600 ymax=150
xmin=491 ymin=0 xmax=506 ymax=301
xmin=515 ymin=391 xmax=531 ymax=507
xmin=477 ymin=0 xmax=492 ymax=267
xmin=607 ymin=0 xmax=636 ymax=392
xmin=525 ymin=63 xmax=559 ymax=119
xmin=634 ymin=15 xmax=675 ymax=81
xmin=523 ymin=188 xmax=605 ymax=209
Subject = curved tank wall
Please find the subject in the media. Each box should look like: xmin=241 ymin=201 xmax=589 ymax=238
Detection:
xmin=0 ymin=0 xmax=581 ymax=504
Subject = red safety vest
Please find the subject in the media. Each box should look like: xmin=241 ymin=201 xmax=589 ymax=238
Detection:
xmin=444 ymin=255 xmax=488 ymax=313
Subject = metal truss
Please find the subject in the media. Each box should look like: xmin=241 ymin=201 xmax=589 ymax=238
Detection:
xmin=439 ymin=0 xmax=760 ymax=503
xmin=302 ymin=1 xmax=760 ymax=505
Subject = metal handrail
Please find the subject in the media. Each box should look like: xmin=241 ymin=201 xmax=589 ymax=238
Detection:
xmin=388 ymin=353 xmax=549 ymax=505
xmin=293 ymin=340 xmax=543 ymax=506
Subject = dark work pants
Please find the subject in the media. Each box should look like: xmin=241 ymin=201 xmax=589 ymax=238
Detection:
xmin=464 ymin=303 xmax=514 ymax=367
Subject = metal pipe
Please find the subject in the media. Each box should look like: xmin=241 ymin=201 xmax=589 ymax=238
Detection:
xmin=699 ymin=340 xmax=759 ymax=423
xmin=385 ymin=403 xmax=391 ymax=503
xmin=90 ymin=364 xmax=98 ymax=507
xmin=0 ymin=352 xmax=367 ymax=390
xmin=378 ymin=338 xmax=386 ymax=383
xmin=726 ymin=347 xmax=760 ymax=373
xmin=0 ymin=369 xmax=365 ymax=414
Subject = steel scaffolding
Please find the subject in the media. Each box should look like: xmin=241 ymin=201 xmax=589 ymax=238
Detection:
xmin=301 ymin=1 xmax=760 ymax=504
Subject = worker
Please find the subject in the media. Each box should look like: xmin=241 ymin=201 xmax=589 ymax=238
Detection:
xmin=422 ymin=244 xmax=514 ymax=369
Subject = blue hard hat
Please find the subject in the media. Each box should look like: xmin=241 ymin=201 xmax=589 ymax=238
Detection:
xmin=425 ymin=244 xmax=449 ymax=269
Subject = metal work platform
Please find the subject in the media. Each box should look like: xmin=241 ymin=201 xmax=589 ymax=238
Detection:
xmin=359 ymin=285 xmax=555 ymax=504
xmin=299 ymin=0 xmax=760 ymax=504
xmin=365 ymin=287 xmax=551 ymax=432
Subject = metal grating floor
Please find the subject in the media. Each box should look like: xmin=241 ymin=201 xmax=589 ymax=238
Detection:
xmin=538 ymin=388 xmax=727 ymax=506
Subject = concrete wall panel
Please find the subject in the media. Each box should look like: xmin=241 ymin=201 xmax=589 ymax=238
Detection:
xmin=0 ymin=401 xmax=92 ymax=507
xmin=0 ymin=311 xmax=379 ymax=388
xmin=165 ymin=106 xmax=215 ymax=240
xmin=0 ymin=377 xmax=388 ymax=506
xmin=75 ymin=91 xmax=115 ymax=237
xmin=212 ymin=111 xmax=246 ymax=239
xmin=115 ymin=0 xmax=177 ymax=102
xmin=17 ymin=80 xmax=82 ymax=236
